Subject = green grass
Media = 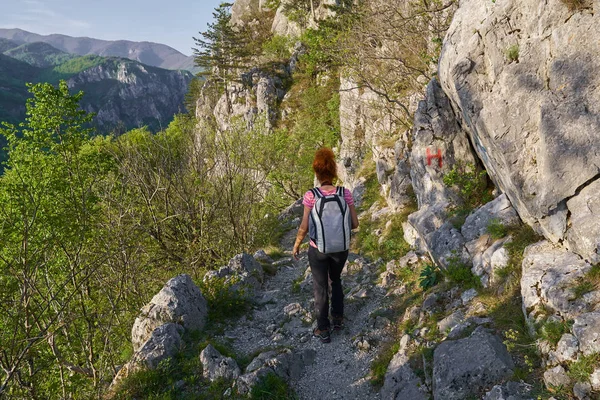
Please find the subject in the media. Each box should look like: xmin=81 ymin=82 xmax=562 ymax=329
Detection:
xmin=370 ymin=341 xmax=400 ymax=388
xmin=505 ymin=45 xmax=519 ymax=63
xmin=568 ymin=353 xmax=600 ymax=382
xmin=250 ymin=373 xmax=298 ymax=399
xmin=198 ymin=275 xmax=252 ymax=323
xmin=538 ymin=319 xmax=572 ymax=346
xmin=494 ymin=223 xmax=542 ymax=289
xmin=487 ymin=218 xmax=508 ymax=239
xmin=444 ymin=254 xmax=481 ymax=290
xmin=114 ymin=332 xmax=232 ymax=399
xmin=571 ymin=263 xmax=600 ymax=299
xmin=443 ymin=161 xmax=493 ymax=229
xmin=353 ymin=214 xmax=412 ymax=263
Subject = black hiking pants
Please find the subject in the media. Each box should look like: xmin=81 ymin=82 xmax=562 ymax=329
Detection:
xmin=308 ymin=246 xmax=349 ymax=330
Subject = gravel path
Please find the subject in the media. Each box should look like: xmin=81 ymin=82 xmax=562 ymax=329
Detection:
xmin=216 ymin=228 xmax=395 ymax=399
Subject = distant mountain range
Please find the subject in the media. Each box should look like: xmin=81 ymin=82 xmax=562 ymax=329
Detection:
xmin=0 ymin=28 xmax=198 ymax=73
xmin=0 ymin=34 xmax=194 ymax=135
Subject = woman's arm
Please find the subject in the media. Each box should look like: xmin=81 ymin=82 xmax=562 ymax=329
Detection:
xmin=349 ymin=204 xmax=359 ymax=230
xmin=293 ymin=206 xmax=311 ymax=259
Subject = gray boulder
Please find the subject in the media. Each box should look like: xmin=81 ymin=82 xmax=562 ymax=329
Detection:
xmin=236 ymin=348 xmax=316 ymax=395
xmin=433 ymin=326 xmax=514 ymax=400
xmin=438 ymin=0 xmax=600 ymax=260
xmin=200 ymin=344 xmax=241 ymax=382
xmin=461 ymin=194 xmax=519 ymax=242
xmin=554 ymin=333 xmax=579 ymax=363
xmin=543 ymin=365 xmax=571 ymax=388
xmin=131 ymin=274 xmax=208 ymax=352
xmin=573 ymin=312 xmax=600 ymax=356
xmin=110 ymin=323 xmax=184 ymax=391
xmin=228 ymin=253 xmax=265 ymax=283
xmin=566 ymin=179 xmax=600 ymax=264
xmin=380 ymin=350 xmax=429 ymax=400
xmin=484 ymin=382 xmax=534 ymax=400
xmin=521 ymin=241 xmax=592 ymax=320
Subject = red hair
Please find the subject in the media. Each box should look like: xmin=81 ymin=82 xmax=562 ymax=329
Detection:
xmin=312 ymin=147 xmax=337 ymax=184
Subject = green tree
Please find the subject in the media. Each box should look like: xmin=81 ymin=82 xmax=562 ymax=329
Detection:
xmin=193 ymin=2 xmax=252 ymax=112
xmin=0 ymin=81 xmax=114 ymax=398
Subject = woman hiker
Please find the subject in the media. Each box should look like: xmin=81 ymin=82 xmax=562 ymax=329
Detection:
xmin=292 ymin=148 xmax=359 ymax=343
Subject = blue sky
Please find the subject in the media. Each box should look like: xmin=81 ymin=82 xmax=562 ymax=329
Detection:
xmin=0 ymin=0 xmax=224 ymax=56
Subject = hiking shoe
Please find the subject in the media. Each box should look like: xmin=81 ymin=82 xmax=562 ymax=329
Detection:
xmin=313 ymin=327 xmax=331 ymax=343
xmin=332 ymin=317 xmax=344 ymax=331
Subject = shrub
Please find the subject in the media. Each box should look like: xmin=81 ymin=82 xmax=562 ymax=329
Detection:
xmin=444 ymin=254 xmax=480 ymax=289
xmin=262 ymin=35 xmax=293 ymax=61
xmin=487 ymin=218 xmax=508 ymax=239
xmin=198 ymin=275 xmax=251 ymax=322
xmin=443 ymin=161 xmax=492 ymax=228
xmin=505 ymin=45 xmax=519 ymax=63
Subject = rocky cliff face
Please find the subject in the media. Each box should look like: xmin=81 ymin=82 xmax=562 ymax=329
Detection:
xmin=67 ymin=58 xmax=192 ymax=132
xmin=438 ymin=0 xmax=600 ymax=262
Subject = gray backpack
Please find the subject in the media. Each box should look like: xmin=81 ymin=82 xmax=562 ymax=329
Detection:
xmin=308 ymin=186 xmax=351 ymax=254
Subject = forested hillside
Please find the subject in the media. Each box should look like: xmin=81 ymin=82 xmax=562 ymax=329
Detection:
xmin=0 ymin=41 xmax=193 ymax=132
xmin=1 ymin=0 xmax=599 ymax=399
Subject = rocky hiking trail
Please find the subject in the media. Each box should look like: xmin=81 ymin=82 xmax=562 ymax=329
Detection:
xmin=213 ymin=228 xmax=392 ymax=399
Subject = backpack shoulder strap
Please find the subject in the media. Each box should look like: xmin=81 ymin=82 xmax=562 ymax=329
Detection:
xmin=336 ymin=186 xmax=345 ymax=198
xmin=310 ymin=187 xmax=323 ymax=199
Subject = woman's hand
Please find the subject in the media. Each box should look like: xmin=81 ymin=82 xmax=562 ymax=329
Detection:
xmin=293 ymin=243 xmax=300 ymax=260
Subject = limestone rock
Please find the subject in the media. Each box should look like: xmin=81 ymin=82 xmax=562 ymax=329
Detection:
xmin=110 ymin=323 xmax=184 ymax=390
xmin=573 ymin=381 xmax=592 ymax=400
xmin=271 ymin=1 xmax=302 ymax=37
xmin=228 ymin=253 xmax=265 ymax=282
xmin=521 ymin=241 xmax=591 ymax=320
xmin=438 ymin=0 xmax=600 ymax=259
xmin=573 ymin=312 xmax=600 ymax=355
xmin=566 ymin=179 xmax=600 ymax=264
xmin=433 ymin=326 xmax=514 ymax=400
xmin=253 ymin=249 xmax=274 ymax=264
xmin=236 ymin=348 xmax=316 ymax=395
xmin=380 ymin=349 xmax=429 ymax=400
xmin=438 ymin=310 xmax=465 ymax=335
xmin=554 ymin=334 xmax=579 ymax=363
xmin=406 ymin=79 xmax=481 ymax=265
xmin=337 ymin=75 xmax=412 ymax=209
xmin=543 ymin=365 xmax=571 ymax=388
xmin=483 ymin=381 xmax=534 ymax=400
xmin=461 ymin=194 xmax=519 ymax=242
xmin=200 ymin=344 xmax=241 ymax=382
xmin=131 ymin=274 xmax=207 ymax=352
xmin=591 ymin=368 xmax=600 ymax=391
